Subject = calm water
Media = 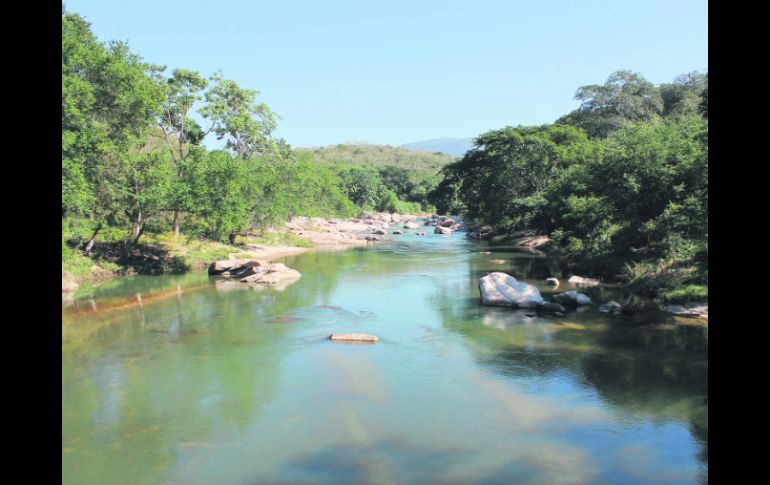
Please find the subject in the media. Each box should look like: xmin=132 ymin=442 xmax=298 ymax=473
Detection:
xmin=62 ymin=228 xmax=708 ymax=484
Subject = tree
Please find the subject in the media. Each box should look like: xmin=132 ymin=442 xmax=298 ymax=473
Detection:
xmin=62 ymin=11 xmax=164 ymax=250
xmin=557 ymin=70 xmax=662 ymax=138
xmin=156 ymin=69 xmax=210 ymax=237
xmin=200 ymin=72 xmax=278 ymax=159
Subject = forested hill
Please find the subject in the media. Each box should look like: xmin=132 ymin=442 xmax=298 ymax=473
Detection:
xmin=297 ymin=144 xmax=455 ymax=176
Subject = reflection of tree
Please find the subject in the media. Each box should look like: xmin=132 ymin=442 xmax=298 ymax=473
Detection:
xmin=432 ymin=266 xmax=708 ymax=478
xmin=62 ymin=250 xmax=360 ymax=484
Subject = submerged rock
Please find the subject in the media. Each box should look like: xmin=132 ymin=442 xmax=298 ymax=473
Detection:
xmin=392 ymin=230 xmax=403 ymax=235
xmin=537 ymin=302 xmax=567 ymax=313
xmin=329 ymin=333 xmax=379 ymax=342
xmin=415 ymin=232 xmax=427 ymax=236
xmin=479 ymin=272 xmax=545 ymax=308
xmin=553 ymin=290 xmax=592 ymax=306
xmin=599 ymin=301 xmax=622 ymax=314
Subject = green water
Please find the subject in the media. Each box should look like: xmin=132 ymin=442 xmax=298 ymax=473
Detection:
xmin=62 ymin=229 xmax=707 ymax=484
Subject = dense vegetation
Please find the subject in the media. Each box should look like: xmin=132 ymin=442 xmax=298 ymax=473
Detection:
xmin=298 ymin=144 xmax=455 ymax=212
xmin=62 ymin=9 xmax=435 ymax=277
xmin=429 ymin=70 xmax=708 ymax=302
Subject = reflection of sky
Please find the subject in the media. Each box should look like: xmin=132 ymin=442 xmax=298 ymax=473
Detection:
xmin=64 ymin=233 xmax=706 ymax=484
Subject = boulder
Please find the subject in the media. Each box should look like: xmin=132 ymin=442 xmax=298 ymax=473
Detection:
xmin=329 ymin=333 xmax=379 ymax=342
xmin=546 ymin=277 xmax=560 ymax=287
xmin=440 ymin=218 xmax=455 ymax=227
xmin=537 ymin=302 xmax=567 ymax=313
xmin=434 ymin=226 xmax=453 ymax=235
xmin=372 ymin=228 xmax=387 ymax=235
xmin=392 ymin=230 xmax=403 ymax=235
xmin=599 ymin=301 xmax=622 ymax=314
xmin=403 ymin=222 xmax=420 ymax=229
xmin=479 ymin=272 xmax=545 ymax=308
xmin=365 ymin=236 xmax=380 ymax=241
xmin=553 ymin=291 xmax=592 ymax=306
xmin=568 ymin=275 xmax=601 ymax=287
xmin=209 ymin=259 xmax=263 ymax=275
xmin=240 ymin=263 xmax=301 ymax=285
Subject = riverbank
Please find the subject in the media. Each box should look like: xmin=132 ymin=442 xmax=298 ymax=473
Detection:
xmin=62 ymin=211 xmax=427 ymax=290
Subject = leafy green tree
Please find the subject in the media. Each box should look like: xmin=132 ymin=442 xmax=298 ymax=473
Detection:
xmin=557 ymin=70 xmax=662 ymax=138
xmin=156 ymin=69 xmax=210 ymax=237
xmin=200 ymin=72 xmax=278 ymax=159
xmin=62 ymin=11 xmax=164 ymax=250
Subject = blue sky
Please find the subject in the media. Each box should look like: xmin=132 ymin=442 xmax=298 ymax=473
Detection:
xmin=64 ymin=0 xmax=707 ymax=149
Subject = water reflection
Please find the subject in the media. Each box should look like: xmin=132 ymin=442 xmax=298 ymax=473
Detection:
xmin=63 ymin=234 xmax=707 ymax=484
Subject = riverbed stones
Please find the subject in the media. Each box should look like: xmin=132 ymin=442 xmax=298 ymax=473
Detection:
xmin=568 ymin=275 xmax=601 ymax=287
xmin=415 ymin=232 xmax=427 ymax=236
xmin=434 ymin=226 xmax=453 ymax=235
xmin=599 ymin=301 xmax=622 ymax=314
xmin=479 ymin=272 xmax=545 ymax=308
xmin=553 ymin=290 xmax=592 ymax=306
xmin=329 ymin=333 xmax=379 ymax=342
xmin=365 ymin=235 xmax=380 ymax=241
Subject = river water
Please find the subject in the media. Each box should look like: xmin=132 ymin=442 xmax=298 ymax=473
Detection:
xmin=62 ymin=227 xmax=708 ymax=484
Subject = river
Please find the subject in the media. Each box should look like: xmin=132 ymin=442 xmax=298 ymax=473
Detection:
xmin=62 ymin=226 xmax=708 ymax=484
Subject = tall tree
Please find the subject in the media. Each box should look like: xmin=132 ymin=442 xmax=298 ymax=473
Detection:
xmin=156 ymin=69 xmax=210 ymax=237
xmin=200 ymin=72 xmax=278 ymax=159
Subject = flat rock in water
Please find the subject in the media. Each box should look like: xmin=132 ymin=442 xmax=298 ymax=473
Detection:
xmin=329 ymin=333 xmax=379 ymax=342
xmin=661 ymin=303 xmax=708 ymax=319
xmin=479 ymin=272 xmax=545 ymax=308
xmin=568 ymin=275 xmax=601 ymax=287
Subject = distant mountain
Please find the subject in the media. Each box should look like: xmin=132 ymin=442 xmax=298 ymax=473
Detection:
xmin=399 ymin=138 xmax=474 ymax=158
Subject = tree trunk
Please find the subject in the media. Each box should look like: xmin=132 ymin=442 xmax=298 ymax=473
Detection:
xmin=84 ymin=223 xmax=102 ymax=256
xmin=132 ymin=223 xmax=145 ymax=247
xmin=173 ymin=210 xmax=180 ymax=238
xmin=229 ymin=233 xmax=237 ymax=245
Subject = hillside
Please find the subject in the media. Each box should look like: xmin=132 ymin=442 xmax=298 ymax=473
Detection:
xmin=297 ymin=143 xmax=456 ymax=178
xmin=399 ymin=137 xmax=474 ymax=157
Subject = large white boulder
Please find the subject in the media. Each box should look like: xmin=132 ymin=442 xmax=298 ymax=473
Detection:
xmin=479 ymin=272 xmax=545 ymax=308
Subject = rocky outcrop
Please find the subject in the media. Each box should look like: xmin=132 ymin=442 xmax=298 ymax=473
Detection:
xmin=468 ymin=225 xmax=494 ymax=240
xmin=479 ymin=272 xmax=545 ymax=308
xmin=553 ymin=290 xmax=592 ymax=306
xmin=511 ymin=234 xmax=551 ymax=252
xmin=568 ymin=275 xmax=601 ymax=287
xmin=211 ymin=259 xmax=301 ymax=287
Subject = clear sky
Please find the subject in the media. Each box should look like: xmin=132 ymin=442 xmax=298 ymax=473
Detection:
xmin=64 ymin=0 xmax=707 ymax=149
